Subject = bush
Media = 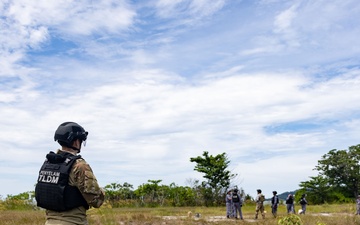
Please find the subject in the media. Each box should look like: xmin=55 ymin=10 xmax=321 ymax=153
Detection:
xmin=1 ymin=199 xmax=35 ymax=210
xmin=278 ymin=214 xmax=303 ymax=225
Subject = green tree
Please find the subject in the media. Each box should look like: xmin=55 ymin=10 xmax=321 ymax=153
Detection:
xmin=168 ymin=182 xmax=196 ymax=206
xmin=134 ymin=179 xmax=165 ymax=206
xmin=298 ymin=176 xmax=332 ymax=204
xmin=190 ymin=151 xmax=237 ymax=205
xmin=315 ymin=144 xmax=360 ymax=198
xmin=104 ymin=182 xmax=134 ymax=201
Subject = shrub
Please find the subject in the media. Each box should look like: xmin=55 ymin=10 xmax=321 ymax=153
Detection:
xmin=278 ymin=214 xmax=303 ymax=225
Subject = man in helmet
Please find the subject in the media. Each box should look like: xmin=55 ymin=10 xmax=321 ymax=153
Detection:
xmin=254 ymin=189 xmax=265 ymax=219
xmin=35 ymin=122 xmax=105 ymax=225
xmin=271 ymin=191 xmax=279 ymax=218
xmin=232 ymin=189 xmax=243 ymax=220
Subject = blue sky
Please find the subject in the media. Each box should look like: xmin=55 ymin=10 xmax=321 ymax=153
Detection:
xmin=1 ymin=0 xmax=360 ymax=199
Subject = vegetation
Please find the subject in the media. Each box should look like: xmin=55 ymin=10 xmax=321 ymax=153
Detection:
xmin=278 ymin=214 xmax=303 ymax=225
xmin=1 ymin=204 xmax=360 ymax=225
xmin=98 ymin=151 xmax=238 ymax=208
xmin=190 ymin=151 xmax=237 ymax=206
xmin=297 ymin=144 xmax=360 ymax=204
xmin=3 ymin=146 xmax=360 ymax=224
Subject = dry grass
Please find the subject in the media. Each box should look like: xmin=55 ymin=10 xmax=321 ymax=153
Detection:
xmin=1 ymin=204 xmax=360 ymax=225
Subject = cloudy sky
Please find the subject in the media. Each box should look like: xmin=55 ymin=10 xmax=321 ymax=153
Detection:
xmin=1 ymin=0 xmax=360 ymax=199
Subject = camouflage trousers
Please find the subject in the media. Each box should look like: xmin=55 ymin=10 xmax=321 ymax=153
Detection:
xmin=255 ymin=203 xmax=265 ymax=219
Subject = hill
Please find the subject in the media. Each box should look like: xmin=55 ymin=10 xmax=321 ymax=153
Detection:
xmin=265 ymin=190 xmax=297 ymax=201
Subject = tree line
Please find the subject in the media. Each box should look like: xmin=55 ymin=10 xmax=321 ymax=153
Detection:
xmin=104 ymin=151 xmax=241 ymax=207
xmin=3 ymin=145 xmax=360 ymax=208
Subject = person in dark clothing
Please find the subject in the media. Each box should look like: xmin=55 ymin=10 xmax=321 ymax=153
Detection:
xmin=286 ymin=194 xmax=295 ymax=214
xmin=232 ymin=189 xmax=243 ymax=220
xmin=271 ymin=191 xmax=279 ymax=218
xmin=299 ymin=194 xmax=308 ymax=214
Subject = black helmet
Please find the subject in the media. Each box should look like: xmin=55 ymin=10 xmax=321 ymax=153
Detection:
xmin=54 ymin=122 xmax=88 ymax=147
xmin=257 ymin=189 xmax=262 ymax=193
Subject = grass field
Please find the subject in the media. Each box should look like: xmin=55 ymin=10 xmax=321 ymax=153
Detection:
xmin=1 ymin=204 xmax=360 ymax=225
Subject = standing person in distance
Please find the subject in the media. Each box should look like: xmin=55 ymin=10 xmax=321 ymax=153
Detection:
xmin=286 ymin=194 xmax=295 ymax=214
xmin=232 ymin=189 xmax=243 ymax=220
xmin=299 ymin=194 xmax=308 ymax=214
xmin=225 ymin=190 xmax=233 ymax=218
xmin=35 ymin=122 xmax=105 ymax=225
xmin=271 ymin=191 xmax=279 ymax=218
xmin=254 ymin=189 xmax=265 ymax=219
xmin=356 ymin=195 xmax=360 ymax=215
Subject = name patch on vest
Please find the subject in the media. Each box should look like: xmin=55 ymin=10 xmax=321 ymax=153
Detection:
xmin=38 ymin=171 xmax=60 ymax=184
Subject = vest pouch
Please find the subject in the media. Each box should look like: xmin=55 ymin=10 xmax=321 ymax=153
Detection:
xmin=35 ymin=183 xmax=67 ymax=211
xmin=44 ymin=164 xmax=60 ymax=170
xmin=64 ymin=185 xmax=89 ymax=209
xmin=232 ymin=194 xmax=240 ymax=203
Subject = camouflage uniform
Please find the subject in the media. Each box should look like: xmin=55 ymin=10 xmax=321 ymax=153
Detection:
xmin=45 ymin=150 xmax=104 ymax=225
xmin=255 ymin=192 xmax=265 ymax=219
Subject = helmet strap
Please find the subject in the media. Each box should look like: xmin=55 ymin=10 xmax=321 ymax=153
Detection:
xmin=70 ymin=145 xmax=81 ymax=153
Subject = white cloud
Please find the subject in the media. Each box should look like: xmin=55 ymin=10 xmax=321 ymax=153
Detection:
xmin=1 ymin=0 xmax=360 ymax=197
xmin=236 ymin=153 xmax=321 ymax=198
xmin=155 ymin=0 xmax=226 ymax=19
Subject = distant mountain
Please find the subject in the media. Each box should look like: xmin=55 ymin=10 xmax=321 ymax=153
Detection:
xmin=278 ymin=191 xmax=297 ymax=200
xmin=265 ymin=190 xmax=298 ymax=201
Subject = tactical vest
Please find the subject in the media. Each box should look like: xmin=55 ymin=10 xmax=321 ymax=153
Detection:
xmin=272 ymin=196 xmax=279 ymax=205
xmin=232 ymin=194 xmax=240 ymax=203
xmin=286 ymin=197 xmax=294 ymax=204
xmin=35 ymin=151 xmax=89 ymax=211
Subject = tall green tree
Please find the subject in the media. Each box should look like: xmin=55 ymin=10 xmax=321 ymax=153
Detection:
xmin=298 ymin=176 xmax=332 ymax=204
xmin=190 ymin=151 xmax=237 ymax=205
xmin=315 ymin=144 xmax=360 ymax=198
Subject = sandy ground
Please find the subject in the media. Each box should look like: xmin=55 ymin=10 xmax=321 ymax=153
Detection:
xmin=160 ymin=212 xmax=356 ymax=223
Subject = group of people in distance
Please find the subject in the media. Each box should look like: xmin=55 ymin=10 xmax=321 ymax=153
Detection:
xmin=226 ymin=189 xmax=309 ymax=220
xmin=285 ymin=193 xmax=308 ymax=215
xmin=225 ymin=188 xmax=267 ymax=220
xmin=226 ymin=188 xmax=244 ymax=219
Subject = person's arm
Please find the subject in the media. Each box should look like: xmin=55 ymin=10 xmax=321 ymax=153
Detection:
xmin=238 ymin=194 xmax=243 ymax=205
xmin=72 ymin=159 xmax=105 ymax=208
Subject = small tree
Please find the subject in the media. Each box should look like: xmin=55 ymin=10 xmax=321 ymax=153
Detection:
xmin=190 ymin=151 xmax=237 ymax=205
xmin=104 ymin=182 xmax=134 ymax=207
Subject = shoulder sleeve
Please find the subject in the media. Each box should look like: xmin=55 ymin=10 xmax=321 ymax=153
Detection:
xmin=72 ymin=159 xmax=105 ymax=208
